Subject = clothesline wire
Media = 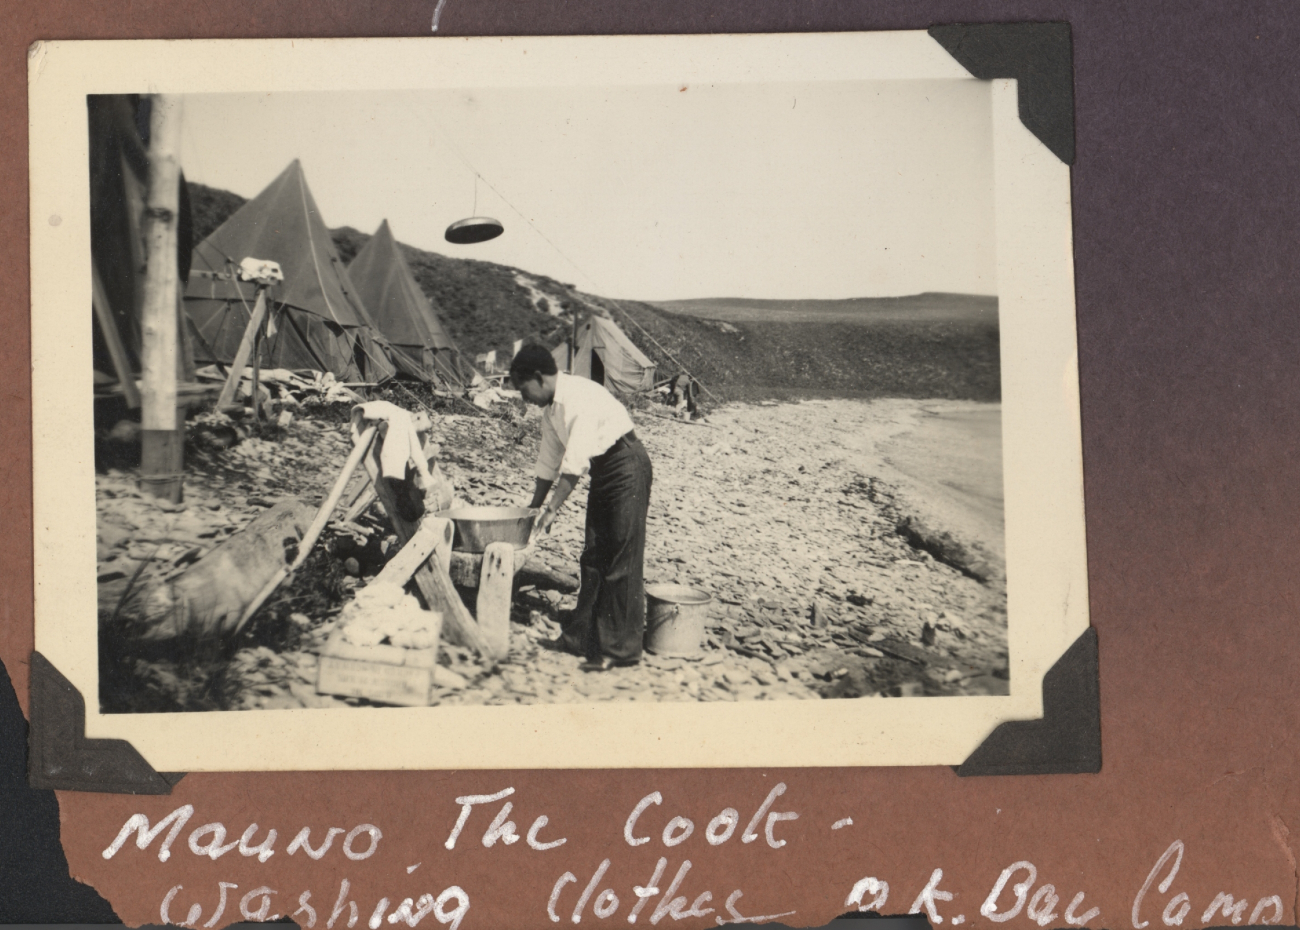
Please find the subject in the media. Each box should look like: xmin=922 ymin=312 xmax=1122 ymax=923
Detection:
xmin=429 ymin=118 xmax=592 ymax=290
xmin=428 ymin=120 xmax=716 ymax=401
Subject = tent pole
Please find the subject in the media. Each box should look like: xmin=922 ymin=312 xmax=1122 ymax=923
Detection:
xmin=570 ymin=311 xmax=578 ymax=374
xmin=138 ymin=95 xmax=185 ymax=503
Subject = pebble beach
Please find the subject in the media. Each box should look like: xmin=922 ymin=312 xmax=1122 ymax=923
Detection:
xmin=96 ymin=395 xmax=1009 ymax=711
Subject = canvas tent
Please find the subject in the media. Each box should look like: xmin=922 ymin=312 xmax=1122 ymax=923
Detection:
xmin=552 ymin=315 xmax=656 ymax=393
xmin=89 ymin=94 xmax=196 ymax=397
xmin=184 ymin=160 xmax=397 ymax=384
xmin=347 ymin=220 xmax=473 ymax=387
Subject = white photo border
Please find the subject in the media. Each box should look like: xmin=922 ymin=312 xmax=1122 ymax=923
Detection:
xmin=29 ymin=32 xmax=1088 ymax=770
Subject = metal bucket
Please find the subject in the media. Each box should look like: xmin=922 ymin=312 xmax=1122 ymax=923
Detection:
xmin=644 ymin=584 xmax=712 ymax=657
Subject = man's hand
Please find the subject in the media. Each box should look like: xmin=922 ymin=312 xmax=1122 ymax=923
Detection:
xmin=532 ymin=473 xmax=578 ymax=538
xmin=534 ymin=507 xmax=556 ymax=535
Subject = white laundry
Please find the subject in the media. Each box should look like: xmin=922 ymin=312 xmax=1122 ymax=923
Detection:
xmin=237 ymin=256 xmax=284 ymax=285
xmin=351 ymin=400 xmax=433 ymax=486
xmin=350 ymin=401 xmax=454 ymax=514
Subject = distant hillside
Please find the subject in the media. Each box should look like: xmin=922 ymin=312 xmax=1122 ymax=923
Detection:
xmin=331 ymin=226 xmax=571 ymax=358
xmin=186 ymin=180 xmax=1000 ymax=402
xmin=597 ymin=296 xmax=1001 ymax=403
xmin=656 ymin=293 xmax=999 ymax=324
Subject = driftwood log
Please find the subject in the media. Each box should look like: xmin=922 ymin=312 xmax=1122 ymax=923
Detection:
xmin=447 ymin=550 xmax=578 ymax=593
xmin=110 ymin=499 xmax=317 ymax=641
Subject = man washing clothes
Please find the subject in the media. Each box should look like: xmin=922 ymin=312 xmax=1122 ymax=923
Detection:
xmin=509 ymin=345 xmax=653 ymax=671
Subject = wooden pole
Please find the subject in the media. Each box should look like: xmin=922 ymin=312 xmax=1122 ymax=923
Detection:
xmin=215 ymin=286 xmax=269 ymax=411
xmin=251 ymin=308 xmax=264 ymax=422
xmin=233 ymin=425 xmax=378 ymax=633
xmin=139 ymin=95 xmax=185 ymax=502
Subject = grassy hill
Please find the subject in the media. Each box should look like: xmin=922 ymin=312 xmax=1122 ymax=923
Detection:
xmin=188 ymin=181 xmax=249 ymax=244
xmin=656 ymin=293 xmax=999 ymax=323
xmin=330 ymin=226 xmax=574 ymax=358
xmin=596 ymin=296 xmax=1000 ymax=403
xmin=186 ymin=181 xmax=1000 ymax=402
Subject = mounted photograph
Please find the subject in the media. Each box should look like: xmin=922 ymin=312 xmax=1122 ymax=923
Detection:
xmin=30 ymin=32 xmax=1089 ymax=770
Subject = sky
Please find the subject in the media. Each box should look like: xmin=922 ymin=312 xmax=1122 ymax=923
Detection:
xmin=178 ymin=81 xmax=995 ymax=302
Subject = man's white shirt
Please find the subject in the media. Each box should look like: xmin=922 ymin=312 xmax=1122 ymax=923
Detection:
xmin=535 ymin=372 xmax=635 ymax=481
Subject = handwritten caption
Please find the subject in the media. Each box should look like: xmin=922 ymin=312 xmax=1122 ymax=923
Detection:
xmin=98 ymin=784 xmax=1286 ymax=928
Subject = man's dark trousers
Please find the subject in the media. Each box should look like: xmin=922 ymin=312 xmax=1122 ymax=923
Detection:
xmin=566 ymin=433 xmax=653 ymax=662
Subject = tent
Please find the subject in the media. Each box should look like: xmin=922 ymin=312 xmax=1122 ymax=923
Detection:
xmin=551 ymin=315 xmax=656 ymax=393
xmin=347 ymin=220 xmax=473 ymax=387
xmin=89 ymin=94 xmax=196 ymax=396
xmin=183 ymin=160 xmax=396 ymax=384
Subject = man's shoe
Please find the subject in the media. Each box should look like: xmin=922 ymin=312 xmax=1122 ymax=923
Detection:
xmin=542 ymin=633 xmax=585 ymax=656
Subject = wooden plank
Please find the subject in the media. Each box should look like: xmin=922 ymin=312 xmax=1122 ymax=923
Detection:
xmin=369 ymin=450 xmax=489 ymax=657
xmin=251 ymin=309 xmax=264 ymax=421
xmin=410 ymin=562 xmax=488 ymax=656
xmin=316 ymin=656 xmax=432 ymax=707
xmin=375 ymin=517 xmax=451 ymax=589
xmin=476 ymin=542 xmax=514 ymax=661
xmin=343 ymin=484 xmax=377 ymax=523
xmin=517 ymin=561 xmax=578 ymax=592
xmin=435 ymin=527 xmax=452 ymax=579
xmin=215 ymin=288 xmax=269 ymax=411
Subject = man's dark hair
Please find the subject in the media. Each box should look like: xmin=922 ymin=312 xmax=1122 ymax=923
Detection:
xmin=509 ymin=344 xmax=558 ymax=381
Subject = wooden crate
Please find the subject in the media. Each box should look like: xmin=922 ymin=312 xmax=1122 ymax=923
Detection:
xmin=316 ymin=655 xmax=433 ymax=707
xmin=315 ymin=626 xmax=439 ymax=706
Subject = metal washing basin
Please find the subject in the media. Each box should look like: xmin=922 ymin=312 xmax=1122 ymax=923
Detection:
xmin=433 ymin=506 xmax=539 ymax=552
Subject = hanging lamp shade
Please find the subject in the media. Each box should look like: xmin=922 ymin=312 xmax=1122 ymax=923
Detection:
xmin=445 ymin=216 xmax=504 ymax=244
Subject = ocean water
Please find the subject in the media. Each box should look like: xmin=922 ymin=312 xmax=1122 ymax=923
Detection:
xmin=878 ymin=404 xmax=1005 ymax=559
